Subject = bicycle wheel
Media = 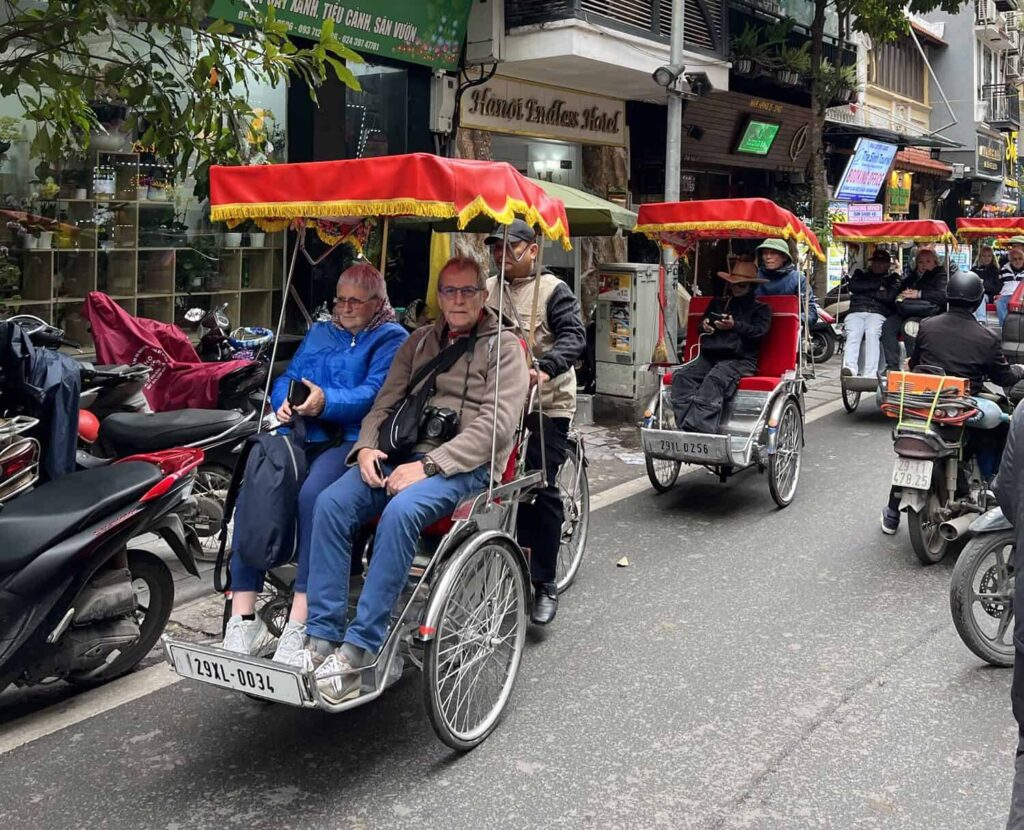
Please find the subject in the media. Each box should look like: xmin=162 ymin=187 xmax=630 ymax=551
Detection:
xmin=841 ymin=382 xmax=861 ymax=413
xmin=768 ymin=399 xmax=802 ymax=508
xmin=555 ymin=440 xmax=589 ymax=593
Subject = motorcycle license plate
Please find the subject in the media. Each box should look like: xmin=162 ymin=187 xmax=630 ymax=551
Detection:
xmin=167 ymin=642 xmax=305 ymax=705
xmin=891 ymin=458 xmax=933 ymax=490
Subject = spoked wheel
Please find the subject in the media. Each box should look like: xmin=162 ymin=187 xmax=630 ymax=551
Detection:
xmin=809 ymin=330 xmax=836 ymax=364
xmin=768 ymin=399 xmax=803 ymax=508
xmin=424 ymin=537 xmax=527 ymax=751
xmin=69 ymin=550 xmax=174 ymax=687
xmin=841 ymin=382 xmax=861 ymax=413
xmin=555 ymin=440 xmax=589 ymax=593
xmin=646 ymin=389 xmax=682 ymax=493
xmin=190 ymin=463 xmax=233 ymax=562
xmin=907 ymin=477 xmax=951 ymax=565
xmin=950 ymin=530 xmax=1015 ymax=666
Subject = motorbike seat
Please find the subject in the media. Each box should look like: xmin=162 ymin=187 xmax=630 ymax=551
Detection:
xmin=101 ymin=409 xmax=245 ymax=455
xmin=0 ymin=462 xmax=163 ymax=574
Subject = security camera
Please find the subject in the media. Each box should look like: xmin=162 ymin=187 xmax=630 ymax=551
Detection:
xmin=653 ymin=63 xmax=685 ymax=88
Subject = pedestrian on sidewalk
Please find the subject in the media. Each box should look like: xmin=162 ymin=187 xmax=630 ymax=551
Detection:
xmin=842 ymin=248 xmax=898 ymax=378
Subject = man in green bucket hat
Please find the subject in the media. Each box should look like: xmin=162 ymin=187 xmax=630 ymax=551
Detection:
xmin=755 ymin=238 xmax=819 ymax=323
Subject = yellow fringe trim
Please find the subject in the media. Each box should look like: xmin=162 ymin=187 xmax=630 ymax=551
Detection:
xmin=836 ymin=234 xmax=956 ymax=244
xmin=958 ymin=227 xmax=1024 ymax=237
xmin=635 ymin=220 xmax=825 ymax=261
xmin=212 ymin=196 xmax=572 ymax=250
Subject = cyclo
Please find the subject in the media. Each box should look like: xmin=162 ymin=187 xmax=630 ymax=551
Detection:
xmin=162 ymin=153 xmax=584 ymax=750
xmin=833 ymin=219 xmax=956 ymax=413
xmin=634 ymin=198 xmax=824 ymax=507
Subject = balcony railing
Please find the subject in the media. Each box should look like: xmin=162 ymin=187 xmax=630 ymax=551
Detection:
xmin=982 ymin=83 xmax=1021 ymax=128
xmin=506 ymin=0 xmax=726 ymax=55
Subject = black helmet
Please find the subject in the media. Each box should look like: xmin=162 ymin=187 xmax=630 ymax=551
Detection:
xmin=946 ymin=270 xmax=984 ymax=306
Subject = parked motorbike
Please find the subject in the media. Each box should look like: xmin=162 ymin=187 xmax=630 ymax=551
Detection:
xmin=807 ymin=308 xmax=841 ymax=364
xmin=0 ymin=447 xmax=203 ymax=692
xmin=949 ymin=506 xmax=1015 ymax=667
xmin=181 ymin=303 xmax=274 ymax=364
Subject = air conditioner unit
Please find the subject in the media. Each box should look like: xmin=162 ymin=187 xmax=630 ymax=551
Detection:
xmin=465 ymin=0 xmax=505 ymax=65
xmin=952 ymin=162 xmax=967 ymax=179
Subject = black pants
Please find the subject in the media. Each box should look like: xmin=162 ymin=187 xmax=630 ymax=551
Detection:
xmin=670 ymin=355 xmax=756 ymax=434
xmin=518 ymin=412 xmax=570 ymax=585
xmin=880 ymin=314 xmax=903 ymax=371
xmin=1009 ymin=658 xmax=1024 ymax=827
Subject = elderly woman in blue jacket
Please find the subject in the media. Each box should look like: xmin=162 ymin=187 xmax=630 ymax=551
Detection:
xmin=755 ymin=238 xmax=819 ymax=323
xmin=223 ymin=262 xmax=408 ymax=661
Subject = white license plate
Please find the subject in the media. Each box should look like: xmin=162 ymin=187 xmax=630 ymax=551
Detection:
xmin=168 ymin=644 xmax=305 ymax=705
xmin=891 ymin=457 xmax=933 ymax=490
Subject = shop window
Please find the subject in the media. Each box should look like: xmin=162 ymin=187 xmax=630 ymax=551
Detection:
xmin=345 ymin=65 xmax=408 ymax=159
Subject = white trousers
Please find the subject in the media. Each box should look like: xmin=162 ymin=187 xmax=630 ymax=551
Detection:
xmin=843 ymin=311 xmax=885 ymax=376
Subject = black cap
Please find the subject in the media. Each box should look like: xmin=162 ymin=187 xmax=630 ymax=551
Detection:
xmin=484 ymin=218 xmax=537 ymax=246
xmin=869 ymin=249 xmax=891 ymax=262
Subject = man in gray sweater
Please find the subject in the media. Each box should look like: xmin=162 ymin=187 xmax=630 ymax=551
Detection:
xmin=296 ymin=255 xmax=529 ymax=705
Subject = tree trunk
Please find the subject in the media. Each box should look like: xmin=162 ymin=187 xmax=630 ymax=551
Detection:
xmin=808 ymin=0 xmax=829 ymax=298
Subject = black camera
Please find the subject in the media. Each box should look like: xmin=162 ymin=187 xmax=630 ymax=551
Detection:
xmin=420 ymin=406 xmax=460 ymax=441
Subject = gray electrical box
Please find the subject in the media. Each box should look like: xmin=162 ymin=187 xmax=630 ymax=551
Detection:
xmin=465 ymin=0 xmax=505 ymax=65
xmin=595 ymin=263 xmax=662 ymax=400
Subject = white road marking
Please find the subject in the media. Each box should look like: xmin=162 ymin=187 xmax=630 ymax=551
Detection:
xmin=0 ymin=662 xmax=181 ymax=755
xmin=1 ymin=396 xmax=849 ymax=753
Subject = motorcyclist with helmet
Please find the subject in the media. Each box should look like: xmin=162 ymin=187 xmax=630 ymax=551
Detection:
xmin=880 ymin=269 xmax=1024 ymax=534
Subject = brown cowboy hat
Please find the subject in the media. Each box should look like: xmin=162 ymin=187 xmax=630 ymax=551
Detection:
xmin=717 ymin=260 xmax=768 ymax=284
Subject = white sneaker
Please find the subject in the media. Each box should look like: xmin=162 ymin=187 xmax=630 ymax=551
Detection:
xmin=314 ymin=648 xmax=366 ymax=704
xmin=272 ymin=622 xmax=308 ymax=666
xmin=221 ymin=615 xmax=274 ymax=656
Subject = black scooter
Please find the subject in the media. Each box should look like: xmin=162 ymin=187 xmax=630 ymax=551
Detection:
xmin=0 ymin=447 xmax=203 ymax=692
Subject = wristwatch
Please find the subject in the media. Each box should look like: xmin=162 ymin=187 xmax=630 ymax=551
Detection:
xmin=422 ymin=457 xmax=440 ymax=477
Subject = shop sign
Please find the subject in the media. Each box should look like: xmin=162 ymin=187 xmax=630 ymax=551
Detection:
xmin=1006 ymin=131 xmax=1019 ymax=189
xmin=885 ymin=170 xmax=913 ymax=215
xmin=834 ymin=138 xmax=899 ymax=203
xmin=826 ymin=201 xmax=848 ymax=291
xmin=208 ymin=0 xmax=472 ymax=70
xmin=847 ymin=202 xmax=883 ymax=221
xmin=459 ymin=76 xmax=626 ymax=147
xmin=977 ymin=133 xmax=1005 ymax=179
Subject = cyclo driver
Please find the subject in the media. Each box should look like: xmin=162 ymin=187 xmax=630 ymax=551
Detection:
xmin=880 ymin=270 xmax=1024 ymax=534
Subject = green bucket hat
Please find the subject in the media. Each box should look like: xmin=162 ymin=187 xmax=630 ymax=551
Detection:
xmin=1008 ymin=235 xmax=1024 ymax=247
xmin=757 ymin=238 xmax=793 ymax=259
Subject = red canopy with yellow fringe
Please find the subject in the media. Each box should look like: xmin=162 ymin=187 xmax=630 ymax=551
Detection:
xmin=634 ymin=198 xmax=825 ymax=261
xmin=956 ymin=217 xmax=1024 ymax=241
xmin=209 ymin=152 xmax=572 ymax=249
xmin=833 ymin=220 xmax=955 ymax=245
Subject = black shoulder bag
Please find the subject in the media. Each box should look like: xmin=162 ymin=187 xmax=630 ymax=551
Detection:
xmin=378 ymin=331 xmax=476 ymax=462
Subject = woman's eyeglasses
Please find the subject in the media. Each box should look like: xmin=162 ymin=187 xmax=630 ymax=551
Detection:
xmin=333 ymin=296 xmax=375 ymax=309
xmin=438 ymin=286 xmax=484 ymax=299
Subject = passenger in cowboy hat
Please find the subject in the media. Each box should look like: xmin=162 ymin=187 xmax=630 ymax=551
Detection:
xmin=671 ymin=260 xmax=772 ymax=434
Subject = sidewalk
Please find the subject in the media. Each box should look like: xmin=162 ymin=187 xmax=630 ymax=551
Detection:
xmin=161 ymin=360 xmax=846 ymax=630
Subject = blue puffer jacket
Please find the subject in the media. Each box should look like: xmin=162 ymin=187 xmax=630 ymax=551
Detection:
xmin=271 ymin=321 xmax=408 ymax=444
xmin=755 ymin=262 xmax=819 ymax=323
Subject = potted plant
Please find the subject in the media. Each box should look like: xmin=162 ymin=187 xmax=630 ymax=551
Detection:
xmin=774 ymin=43 xmax=810 ymax=86
xmin=239 ymin=219 xmax=265 ymax=247
xmin=62 ymin=166 xmax=91 ymax=200
xmin=0 ymin=247 xmax=22 ymax=314
xmin=830 ymin=63 xmax=859 ymax=104
xmin=730 ymin=25 xmax=772 ymax=77
xmin=0 ymin=116 xmax=22 ymax=156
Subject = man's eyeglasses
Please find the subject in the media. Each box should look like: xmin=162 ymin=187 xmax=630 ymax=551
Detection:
xmin=333 ymin=296 xmax=375 ymax=309
xmin=438 ymin=286 xmax=484 ymax=300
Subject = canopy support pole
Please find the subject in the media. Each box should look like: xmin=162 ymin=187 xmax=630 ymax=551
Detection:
xmin=379 ymin=217 xmax=390 ymax=278
xmin=258 ymin=229 xmax=304 ymax=433
xmin=488 ymin=225 xmax=509 ymax=504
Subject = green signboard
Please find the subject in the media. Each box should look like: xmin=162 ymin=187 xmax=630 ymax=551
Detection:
xmin=734 ymin=118 xmax=781 ymax=156
xmin=209 ymin=0 xmax=473 ymax=70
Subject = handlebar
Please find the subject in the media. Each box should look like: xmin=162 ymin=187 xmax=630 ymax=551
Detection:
xmin=3 ymin=315 xmax=80 ymax=351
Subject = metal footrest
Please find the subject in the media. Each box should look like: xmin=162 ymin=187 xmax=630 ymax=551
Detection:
xmin=843 ymin=376 xmax=880 ymax=392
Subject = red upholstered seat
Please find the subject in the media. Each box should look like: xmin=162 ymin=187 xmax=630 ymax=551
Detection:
xmin=664 ymin=294 xmax=800 ymax=392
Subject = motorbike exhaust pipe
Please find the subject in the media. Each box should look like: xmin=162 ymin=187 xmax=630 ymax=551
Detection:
xmin=938 ymin=514 xmax=976 ymax=542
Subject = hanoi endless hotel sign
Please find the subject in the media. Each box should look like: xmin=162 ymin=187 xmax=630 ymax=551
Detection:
xmin=460 ymin=76 xmax=627 ymax=147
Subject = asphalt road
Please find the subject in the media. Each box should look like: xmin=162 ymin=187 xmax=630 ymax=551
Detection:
xmin=0 ymin=401 xmax=1016 ymax=829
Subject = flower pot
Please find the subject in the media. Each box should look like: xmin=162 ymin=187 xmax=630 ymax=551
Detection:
xmin=22 ymin=235 xmax=38 ymax=250
xmin=89 ymin=129 xmax=130 ymax=152
xmin=74 ymin=188 xmax=87 ymax=200
xmin=0 ymin=140 xmax=10 ymax=156
xmin=147 ymin=185 xmax=169 ymax=201
xmin=37 ymin=231 xmax=53 ymax=249
xmin=137 ymin=187 xmax=149 ymax=201
xmin=248 ymin=232 xmax=265 ymax=248
xmin=223 ymin=232 xmax=242 ymax=248
xmin=734 ymin=58 xmax=754 ymax=75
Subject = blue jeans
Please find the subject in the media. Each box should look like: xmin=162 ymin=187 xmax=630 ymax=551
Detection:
xmin=305 ymin=460 xmax=490 ymax=653
xmin=998 ymin=295 xmax=1012 ymax=326
xmin=229 ymin=441 xmax=354 ymax=593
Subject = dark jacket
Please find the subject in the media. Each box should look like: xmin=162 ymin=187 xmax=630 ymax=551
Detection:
xmin=911 ymin=307 xmax=1024 ymax=394
xmin=972 ymin=262 xmax=1002 ymax=302
xmin=755 ymin=262 xmax=818 ymax=323
xmin=700 ymin=292 xmax=772 ymax=362
xmin=848 ymin=268 xmax=898 ymax=317
xmin=995 ymin=405 xmax=1024 ymax=699
xmin=895 ymin=263 xmax=950 ymax=318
